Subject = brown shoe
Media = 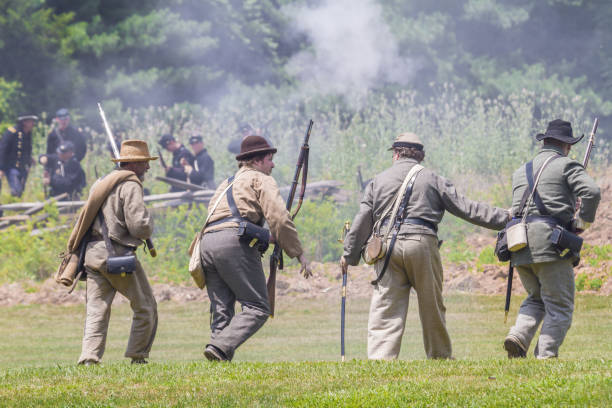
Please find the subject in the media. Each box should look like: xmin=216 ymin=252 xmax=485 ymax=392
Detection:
xmin=204 ymin=344 xmax=228 ymax=362
xmin=504 ymin=335 xmax=527 ymax=359
xmin=78 ymin=359 xmax=99 ymax=366
xmin=131 ymin=358 xmax=148 ymax=365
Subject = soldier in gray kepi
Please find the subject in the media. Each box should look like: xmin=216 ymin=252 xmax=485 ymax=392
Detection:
xmin=199 ymin=135 xmax=312 ymax=362
xmin=341 ymin=132 xmax=510 ymax=360
xmin=503 ymin=119 xmax=600 ymax=359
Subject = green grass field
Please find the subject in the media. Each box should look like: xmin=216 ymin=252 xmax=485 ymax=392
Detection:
xmin=1 ymin=294 xmax=610 ymax=406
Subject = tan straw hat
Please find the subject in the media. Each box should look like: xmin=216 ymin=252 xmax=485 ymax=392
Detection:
xmin=388 ymin=132 xmax=424 ymax=150
xmin=111 ymin=139 xmax=159 ymax=163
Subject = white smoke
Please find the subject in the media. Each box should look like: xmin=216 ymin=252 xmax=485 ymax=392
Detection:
xmin=284 ymin=0 xmax=418 ymax=104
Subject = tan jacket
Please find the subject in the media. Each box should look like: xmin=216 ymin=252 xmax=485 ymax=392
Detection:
xmin=204 ymin=166 xmax=303 ymax=258
xmin=85 ymin=179 xmax=153 ymax=271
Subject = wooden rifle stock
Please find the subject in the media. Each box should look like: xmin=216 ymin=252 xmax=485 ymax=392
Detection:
xmin=267 ymin=120 xmax=313 ymax=317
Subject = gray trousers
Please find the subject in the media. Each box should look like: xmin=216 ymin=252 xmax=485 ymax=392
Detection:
xmin=507 ymin=260 xmax=574 ymax=359
xmin=368 ymin=234 xmax=451 ymax=360
xmin=200 ymin=228 xmax=270 ymax=360
xmin=78 ymin=260 xmax=158 ymax=363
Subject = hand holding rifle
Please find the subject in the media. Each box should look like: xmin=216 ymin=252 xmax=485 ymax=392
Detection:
xmin=298 ymin=253 xmax=312 ymax=279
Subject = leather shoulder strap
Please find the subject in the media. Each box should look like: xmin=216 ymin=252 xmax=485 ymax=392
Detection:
xmin=518 ymin=155 xmax=560 ymax=217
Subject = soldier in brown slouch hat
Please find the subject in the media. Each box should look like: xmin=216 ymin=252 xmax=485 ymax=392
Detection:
xmin=198 ymin=135 xmax=312 ymax=362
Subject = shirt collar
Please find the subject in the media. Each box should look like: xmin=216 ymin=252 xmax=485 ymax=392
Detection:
xmin=394 ymin=157 xmax=419 ymax=166
xmin=539 ymin=145 xmax=566 ymax=156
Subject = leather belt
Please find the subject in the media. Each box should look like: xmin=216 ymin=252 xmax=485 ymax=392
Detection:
xmin=403 ymin=217 xmax=438 ymax=233
xmin=206 ymin=217 xmax=242 ymax=228
xmin=511 ymin=215 xmax=570 ymax=230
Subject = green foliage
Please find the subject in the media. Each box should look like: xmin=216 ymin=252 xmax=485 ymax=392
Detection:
xmin=475 ymin=246 xmax=498 ymax=272
xmin=442 ymin=240 xmax=476 ymax=264
xmin=576 ymin=273 xmax=588 ymax=292
xmin=582 ymin=244 xmax=612 ymax=267
xmin=588 ymin=278 xmax=603 ymax=291
xmin=294 ymin=199 xmax=346 ymax=263
xmin=0 ymin=77 xmax=23 ymax=125
xmin=139 ymin=204 xmax=208 ymax=284
xmin=0 ymin=203 xmax=69 ymax=283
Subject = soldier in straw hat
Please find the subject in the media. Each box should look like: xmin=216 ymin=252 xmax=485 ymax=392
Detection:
xmin=77 ymin=139 xmax=159 ymax=365
xmin=341 ymin=132 xmax=510 ymax=360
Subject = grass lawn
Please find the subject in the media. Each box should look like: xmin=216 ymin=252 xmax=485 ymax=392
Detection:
xmin=0 ymin=294 xmax=610 ymax=406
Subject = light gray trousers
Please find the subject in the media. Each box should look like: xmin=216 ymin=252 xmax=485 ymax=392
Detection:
xmin=200 ymin=228 xmax=270 ymax=361
xmin=507 ymin=259 xmax=574 ymax=359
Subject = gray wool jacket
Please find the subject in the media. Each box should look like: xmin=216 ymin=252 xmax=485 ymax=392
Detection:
xmin=510 ymin=145 xmax=600 ymax=266
xmin=343 ymin=157 xmax=510 ymax=265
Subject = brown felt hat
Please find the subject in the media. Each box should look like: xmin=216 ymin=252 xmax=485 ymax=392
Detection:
xmin=111 ymin=139 xmax=158 ymax=163
xmin=388 ymin=132 xmax=424 ymax=151
xmin=235 ymin=135 xmax=277 ymax=160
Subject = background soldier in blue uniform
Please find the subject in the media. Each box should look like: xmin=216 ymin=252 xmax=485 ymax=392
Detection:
xmin=39 ymin=141 xmax=86 ymax=200
xmin=158 ymin=134 xmax=194 ymax=191
xmin=0 ymin=114 xmax=38 ymax=197
xmin=47 ymin=108 xmax=88 ymax=162
xmin=187 ymin=135 xmax=215 ymax=189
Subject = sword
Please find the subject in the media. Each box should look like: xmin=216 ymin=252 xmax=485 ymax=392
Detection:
xmin=97 ymin=102 xmax=157 ymax=258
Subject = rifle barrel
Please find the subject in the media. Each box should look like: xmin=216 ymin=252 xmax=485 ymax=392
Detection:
xmin=582 ymin=117 xmax=598 ymax=169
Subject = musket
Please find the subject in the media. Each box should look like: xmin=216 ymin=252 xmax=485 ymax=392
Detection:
xmin=267 ymin=119 xmax=313 ymax=317
xmin=338 ymin=220 xmax=351 ymax=362
xmin=582 ymin=118 xmax=598 ymax=169
xmin=97 ymin=102 xmax=157 ymax=257
xmin=157 ymin=148 xmax=168 ymax=170
xmin=504 ymin=265 xmax=513 ymax=324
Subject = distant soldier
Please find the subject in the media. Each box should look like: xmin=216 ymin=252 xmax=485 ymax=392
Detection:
xmin=341 ymin=132 xmax=510 ymax=360
xmin=39 ymin=141 xmax=86 ymax=200
xmin=199 ymin=135 xmax=312 ymax=361
xmin=47 ymin=108 xmax=88 ymax=162
xmin=0 ymin=114 xmax=38 ymax=197
xmin=78 ymin=139 xmax=158 ymax=365
xmin=504 ymin=119 xmax=600 ymax=359
xmin=186 ymin=135 xmax=215 ymax=189
xmin=158 ymin=133 xmax=194 ymax=191
xmin=227 ymin=123 xmax=255 ymax=155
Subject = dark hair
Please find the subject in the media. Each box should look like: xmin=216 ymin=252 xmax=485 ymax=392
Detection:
xmin=238 ymin=152 xmax=272 ymax=168
xmin=394 ymin=147 xmax=425 ymax=162
xmin=542 ymin=138 xmax=568 ymax=148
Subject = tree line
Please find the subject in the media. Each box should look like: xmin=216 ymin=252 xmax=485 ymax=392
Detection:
xmin=1 ymin=0 xmax=611 ymax=129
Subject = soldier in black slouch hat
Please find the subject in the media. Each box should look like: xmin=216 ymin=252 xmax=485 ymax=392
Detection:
xmin=503 ymin=119 xmax=601 ymax=359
